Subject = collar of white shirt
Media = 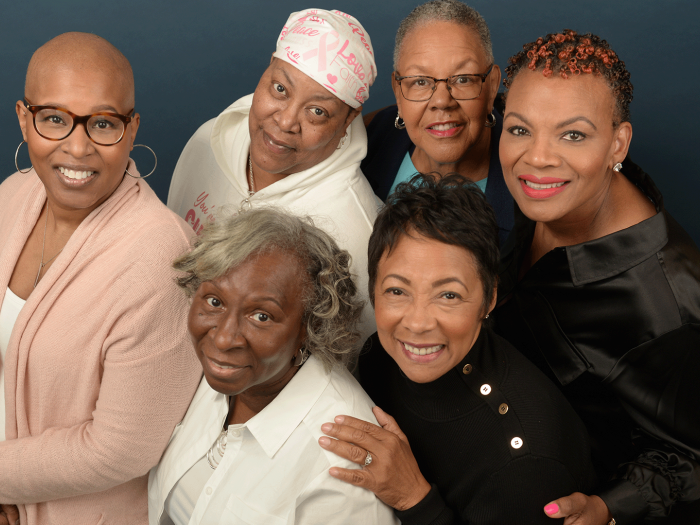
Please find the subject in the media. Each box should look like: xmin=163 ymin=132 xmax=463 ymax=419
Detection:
xmin=149 ymin=354 xmax=333 ymax=521
xmin=245 ymin=354 xmax=332 ymax=457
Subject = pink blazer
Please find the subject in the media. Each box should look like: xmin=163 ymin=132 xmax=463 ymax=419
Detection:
xmin=0 ymin=165 xmax=202 ymax=525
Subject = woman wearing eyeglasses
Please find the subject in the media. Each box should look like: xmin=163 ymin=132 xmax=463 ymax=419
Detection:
xmin=0 ymin=33 xmax=201 ymax=525
xmin=361 ymin=0 xmax=513 ymax=245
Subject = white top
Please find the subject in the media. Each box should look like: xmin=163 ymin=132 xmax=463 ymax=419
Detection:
xmin=148 ymin=355 xmax=398 ymax=525
xmin=166 ymin=94 xmax=380 ymax=345
xmin=164 ymin=455 xmax=213 ymax=525
xmin=0 ymin=288 xmax=26 ymax=442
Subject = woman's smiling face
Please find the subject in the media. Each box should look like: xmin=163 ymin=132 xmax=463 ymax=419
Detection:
xmin=188 ymin=248 xmax=308 ymax=397
xmin=248 ymin=59 xmax=359 ymax=176
xmin=500 ymin=69 xmax=631 ymax=226
xmin=16 ymin=62 xmax=139 ymax=217
xmin=393 ymin=20 xmax=500 ymax=168
xmin=374 ymin=233 xmax=493 ymax=384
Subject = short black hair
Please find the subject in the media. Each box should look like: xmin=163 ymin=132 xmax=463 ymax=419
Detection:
xmin=368 ymin=173 xmax=499 ymax=313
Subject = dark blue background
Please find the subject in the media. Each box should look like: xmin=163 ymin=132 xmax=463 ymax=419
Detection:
xmin=2 ymin=0 xmax=698 ymax=242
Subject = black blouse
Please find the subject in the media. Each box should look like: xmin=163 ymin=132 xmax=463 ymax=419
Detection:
xmin=360 ymin=328 xmax=596 ymax=525
xmin=495 ymin=161 xmax=700 ymax=523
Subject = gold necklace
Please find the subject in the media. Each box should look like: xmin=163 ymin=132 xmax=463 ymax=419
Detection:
xmin=248 ymin=155 xmax=256 ymax=195
xmin=239 ymin=155 xmax=256 ymax=212
xmin=33 ymin=203 xmax=63 ymax=288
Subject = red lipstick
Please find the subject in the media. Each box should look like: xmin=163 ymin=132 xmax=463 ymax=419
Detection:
xmin=518 ymin=174 xmax=569 ymax=199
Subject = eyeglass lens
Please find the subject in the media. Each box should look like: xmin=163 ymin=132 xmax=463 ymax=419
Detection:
xmin=401 ymin=75 xmax=483 ymax=102
xmin=34 ymin=108 xmax=126 ymax=145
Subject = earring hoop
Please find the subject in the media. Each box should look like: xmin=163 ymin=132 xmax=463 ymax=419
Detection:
xmin=485 ymin=111 xmax=496 ymax=128
xmin=613 ymin=162 xmax=623 ymax=172
xmin=394 ymin=113 xmax=406 ymax=130
xmin=294 ymin=347 xmax=309 ymax=367
xmin=336 ymin=131 xmax=348 ymax=150
xmin=124 ymin=144 xmax=158 ymax=179
xmin=15 ymin=140 xmax=33 ymax=174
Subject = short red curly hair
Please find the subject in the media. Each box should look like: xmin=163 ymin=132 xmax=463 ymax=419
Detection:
xmin=503 ymin=29 xmax=633 ymax=124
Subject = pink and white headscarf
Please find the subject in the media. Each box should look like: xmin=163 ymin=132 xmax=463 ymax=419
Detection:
xmin=273 ymin=9 xmax=377 ymax=108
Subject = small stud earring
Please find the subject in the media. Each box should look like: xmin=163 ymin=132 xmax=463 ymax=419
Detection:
xmin=613 ymin=162 xmax=623 ymax=172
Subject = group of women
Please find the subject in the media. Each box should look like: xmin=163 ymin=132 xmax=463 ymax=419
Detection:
xmin=0 ymin=1 xmax=698 ymax=524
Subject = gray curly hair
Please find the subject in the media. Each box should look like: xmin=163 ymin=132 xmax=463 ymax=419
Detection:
xmin=173 ymin=208 xmax=364 ymax=371
xmin=394 ymin=0 xmax=493 ymax=71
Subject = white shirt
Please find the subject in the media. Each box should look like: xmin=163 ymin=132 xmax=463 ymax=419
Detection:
xmin=166 ymin=94 xmax=380 ymax=345
xmin=149 ymin=355 xmax=398 ymax=525
xmin=0 ymin=288 xmax=26 ymax=441
xmin=165 ymin=455 xmax=213 ymax=525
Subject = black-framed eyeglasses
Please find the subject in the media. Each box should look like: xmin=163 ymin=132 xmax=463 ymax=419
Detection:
xmin=23 ymin=98 xmax=134 ymax=146
xmin=394 ymin=64 xmax=494 ymax=102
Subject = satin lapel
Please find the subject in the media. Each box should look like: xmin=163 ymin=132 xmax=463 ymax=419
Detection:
xmin=514 ymin=290 xmax=591 ymax=386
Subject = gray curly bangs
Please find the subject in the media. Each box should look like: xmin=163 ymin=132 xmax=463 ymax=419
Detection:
xmin=173 ymin=208 xmax=364 ymax=371
xmin=394 ymin=0 xmax=493 ymax=71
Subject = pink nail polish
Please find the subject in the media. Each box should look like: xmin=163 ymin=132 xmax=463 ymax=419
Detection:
xmin=544 ymin=503 xmax=559 ymax=515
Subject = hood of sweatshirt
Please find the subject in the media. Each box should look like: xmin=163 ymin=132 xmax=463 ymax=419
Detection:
xmin=209 ymin=94 xmax=368 ymax=203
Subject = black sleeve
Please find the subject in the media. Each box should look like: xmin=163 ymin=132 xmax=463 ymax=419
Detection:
xmin=599 ymin=445 xmax=700 ymax=523
xmin=600 ymin=325 xmax=700 ymax=523
xmin=465 ymin=456 xmax=574 ymax=525
xmin=395 ymin=456 xmax=578 ymax=525
xmin=394 ymin=484 xmax=456 ymax=525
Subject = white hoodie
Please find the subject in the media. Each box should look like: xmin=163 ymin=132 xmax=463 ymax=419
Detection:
xmin=167 ymin=94 xmax=379 ymax=343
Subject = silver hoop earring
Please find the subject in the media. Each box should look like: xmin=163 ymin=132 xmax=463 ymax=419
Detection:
xmin=485 ymin=111 xmax=496 ymax=128
xmin=15 ymin=140 xmax=33 ymax=174
xmin=613 ymin=162 xmax=622 ymax=172
xmin=294 ymin=347 xmax=309 ymax=367
xmin=394 ymin=113 xmax=406 ymax=130
xmin=124 ymin=144 xmax=158 ymax=179
xmin=336 ymin=131 xmax=348 ymax=150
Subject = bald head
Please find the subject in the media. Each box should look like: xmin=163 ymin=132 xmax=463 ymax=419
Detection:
xmin=25 ymin=32 xmax=134 ymax=108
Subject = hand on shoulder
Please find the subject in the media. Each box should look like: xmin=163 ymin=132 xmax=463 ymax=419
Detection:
xmin=319 ymin=406 xmax=431 ymax=511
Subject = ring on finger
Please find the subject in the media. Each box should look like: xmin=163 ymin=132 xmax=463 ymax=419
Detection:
xmin=364 ymin=451 xmax=373 ymax=466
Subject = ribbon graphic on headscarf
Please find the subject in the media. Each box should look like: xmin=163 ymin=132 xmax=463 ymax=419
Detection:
xmin=273 ymin=9 xmax=377 ymax=108
xmin=302 ymin=30 xmax=342 ymax=73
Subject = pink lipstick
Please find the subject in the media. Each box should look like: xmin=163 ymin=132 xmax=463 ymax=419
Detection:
xmin=518 ymin=174 xmax=569 ymax=199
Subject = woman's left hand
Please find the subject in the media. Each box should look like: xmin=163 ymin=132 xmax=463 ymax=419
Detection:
xmin=319 ymin=406 xmax=431 ymax=511
xmin=544 ymin=493 xmax=612 ymax=524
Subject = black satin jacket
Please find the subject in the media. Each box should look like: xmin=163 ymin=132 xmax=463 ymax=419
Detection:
xmin=495 ymin=162 xmax=700 ymax=524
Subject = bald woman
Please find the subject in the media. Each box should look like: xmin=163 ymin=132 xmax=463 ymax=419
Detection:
xmin=0 ymin=33 xmax=201 ymax=524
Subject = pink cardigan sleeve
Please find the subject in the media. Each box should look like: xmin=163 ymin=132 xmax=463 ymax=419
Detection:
xmin=0 ymin=213 xmax=202 ymax=504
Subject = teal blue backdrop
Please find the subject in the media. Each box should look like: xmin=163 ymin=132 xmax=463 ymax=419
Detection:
xmin=2 ymin=0 xmax=698 ymax=241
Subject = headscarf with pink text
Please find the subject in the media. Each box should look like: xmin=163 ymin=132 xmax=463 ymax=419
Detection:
xmin=272 ymin=8 xmax=377 ymax=108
